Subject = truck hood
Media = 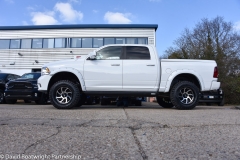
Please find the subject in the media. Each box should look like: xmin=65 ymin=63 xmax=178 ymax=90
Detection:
xmin=42 ymin=56 xmax=87 ymax=72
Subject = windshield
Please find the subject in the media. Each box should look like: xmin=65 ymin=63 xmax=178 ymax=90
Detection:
xmin=21 ymin=73 xmax=41 ymax=79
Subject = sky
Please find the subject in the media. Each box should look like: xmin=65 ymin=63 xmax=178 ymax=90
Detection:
xmin=0 ymin=0 xmax=240 ymax=56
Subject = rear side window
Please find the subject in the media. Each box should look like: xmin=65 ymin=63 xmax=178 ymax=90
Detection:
xmin=125 ymin=46 xmax=150 ymax=59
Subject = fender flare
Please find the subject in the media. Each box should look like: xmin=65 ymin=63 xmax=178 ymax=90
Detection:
xmin=164 ymin=69 xmax=204 ymax=93
xmin=49 ymin=67 xmax=86 ymax=91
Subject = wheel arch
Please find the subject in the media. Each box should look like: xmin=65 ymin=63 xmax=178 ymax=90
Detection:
xmin=48 ymin=68 xmax=85 ymax=93
xmin=164 ymin=70 xmax=204 ymax=92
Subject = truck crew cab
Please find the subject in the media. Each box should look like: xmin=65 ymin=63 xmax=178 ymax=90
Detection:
xmin=38 ymin=44 xmax=220 ymax=110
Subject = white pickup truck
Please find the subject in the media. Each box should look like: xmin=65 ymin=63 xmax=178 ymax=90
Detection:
xmin=38 ymin=44 xmax=220 ymax=110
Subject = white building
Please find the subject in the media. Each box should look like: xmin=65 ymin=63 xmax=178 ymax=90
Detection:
xmin=0 ymin=24 xmax=158 ymax=75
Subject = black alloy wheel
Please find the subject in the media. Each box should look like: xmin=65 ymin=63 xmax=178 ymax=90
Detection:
xmin=170 ymin=81 xmax=199 ymax=110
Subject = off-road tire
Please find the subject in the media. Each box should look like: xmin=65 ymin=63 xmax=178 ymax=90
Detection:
xmin=170 ymin=81 xmax=199 ymax=110
xmin=156 ymin=97 xmax=174 ymax=108
xmin=49 ymin=80 xmax=80 ymax=109
xmin=5 ymin=99 xmax=17 ymax=104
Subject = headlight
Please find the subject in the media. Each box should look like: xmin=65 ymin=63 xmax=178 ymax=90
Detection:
xmin=41 ymin=67 xmax=51 ymax=75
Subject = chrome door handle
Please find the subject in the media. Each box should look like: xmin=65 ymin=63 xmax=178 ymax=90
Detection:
xmin=147 ymin=64 xmax=155 ymax=66
xmin=111 ymin=64 xmax=120 ymax=66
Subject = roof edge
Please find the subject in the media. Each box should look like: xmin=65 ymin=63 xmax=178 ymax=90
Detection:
xmin=0 ymin=24 xmax=158 ymax=31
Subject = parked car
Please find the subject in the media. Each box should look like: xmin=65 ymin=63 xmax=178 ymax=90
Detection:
xmin=5 ymin=72 xmax=48 ymax=104
xmin=0 ymin=73 xmax=20 ymax=103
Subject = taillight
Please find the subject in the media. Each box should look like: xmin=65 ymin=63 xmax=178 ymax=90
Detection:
xmin=213 ymin=67 xmax=218 ymax=78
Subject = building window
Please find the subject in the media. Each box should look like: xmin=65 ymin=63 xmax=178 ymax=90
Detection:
xmin=126 ymin=38 xmax=137 ymax=44
xmin=93 ymin=38 xmax=103 ymax=48
xmin=82 ymin=38 xmax=92 ymax=48
xmin=10 ymin=39 xmax=21 ymax=49
xmin=32 ymin=39 xmax=43 ymax=49
xmin=43 ymin=38 xmax=54 ymax=48
xmin=70 ymin=38 xmax=82 ymax=48
xmin=21 ymin=39 xmax=32 ymax=49
xmin=104 ymin=38 xmax=115 ymax=45
xmin=0 ymin=40 xmax=10 ymax=49
xmin=125 ymin=46 xmax=150 ymax=59
xmin=55 ymin=38 xmax=66 ymax=48
xmin=116 ymin=38 xmax=125 ymax=44
xmin=138 ymin=38 xmax=148 ymax=44
xmin=96 ymin=46 xmax=122 ymax=60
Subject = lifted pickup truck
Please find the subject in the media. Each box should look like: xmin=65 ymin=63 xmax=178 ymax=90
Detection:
xmin=38 ymin=44 xmax=220 ymax=110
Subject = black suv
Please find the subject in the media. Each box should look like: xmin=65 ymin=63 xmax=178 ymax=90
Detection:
xmin=0 ymin=73 xmax=20 ymax=103
xmin=5 ymin=72 xmax=48 ymax=104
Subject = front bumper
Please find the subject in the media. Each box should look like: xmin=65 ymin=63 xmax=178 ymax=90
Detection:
xmin=5 ymin=90 xmax=43 ymax=100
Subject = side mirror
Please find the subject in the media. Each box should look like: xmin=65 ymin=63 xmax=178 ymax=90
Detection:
xmin=89 ymin=55 xmax=96 ymax=60
xmin=88 ymin=51 xmax=97 ymax=60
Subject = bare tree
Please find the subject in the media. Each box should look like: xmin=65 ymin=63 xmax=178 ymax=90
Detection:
xmin=165 ymin=16 xmax=240 ymax=104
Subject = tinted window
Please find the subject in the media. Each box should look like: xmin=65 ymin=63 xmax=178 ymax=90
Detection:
xmin=125 ymin=46 xmax=150 ymax=60
xmin=21 ymin=73 xmax=41 ymax=79
xmin=7 ymin=74 xmax=14 ymax=80
xmin=126 ymin=38 xmax=137 ymax=44
xmin=10 ymin=39 xmax=21 ymax=49
xmin=32 ymin=39 xmax=43 ymax=48
xmin=116 ymin=38 xmax=125 ymax=44
xmin=0 ymin=40 xmax=10 ymax=49
xmin=55 ymin=38 xmax=66 ymax=48
xmin=96 ymin=46 xmax=122 ymax=60
xmin=43 ymin=38 xmax=54 ymax=48
xmin=138 ymin=38 xmax=148 ymax=44
xmin=71 ymin=38 xmax=82 ymax=48
xmin=93 ymin=38 xmax=103 ymax=48
xmin=82 ymin=38 xmax=92 ymax=48
xmin=21 ymin=39 xmax=32 ymax=49
xmin=104 ymin=38 xmax=115 ymax=45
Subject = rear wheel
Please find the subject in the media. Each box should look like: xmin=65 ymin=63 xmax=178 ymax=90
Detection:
xmin=0 ymin=89 xmax=5 ymax=104
xmin=49 ymin=80 xmax=80 ymax=109
xmin=170 ymin=81 xmax=199 ymax=110
xmin=156 ymin=97 xmax=174 ymax=108
xmin=6 ymin=99 xmax=17 ymax=104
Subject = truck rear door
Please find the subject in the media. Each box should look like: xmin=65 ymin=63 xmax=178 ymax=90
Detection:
xmin=122 ymin=46 xmax=158 ymax=92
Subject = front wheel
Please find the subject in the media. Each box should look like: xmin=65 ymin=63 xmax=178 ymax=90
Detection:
xmin=170 ymin=81 xmax=199 ymax=110
xmin=49 ymin=80 xmax=81 ymax=109
xmin=156 ymin=97 xmax=174 ymax=108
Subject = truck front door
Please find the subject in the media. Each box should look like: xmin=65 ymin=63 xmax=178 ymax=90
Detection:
xmin=84 ymin=46 xmax=123 ymax=91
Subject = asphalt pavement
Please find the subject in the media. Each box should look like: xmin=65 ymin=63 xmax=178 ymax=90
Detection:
xmin=0 ymin=102 xmax=239 ymax=160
